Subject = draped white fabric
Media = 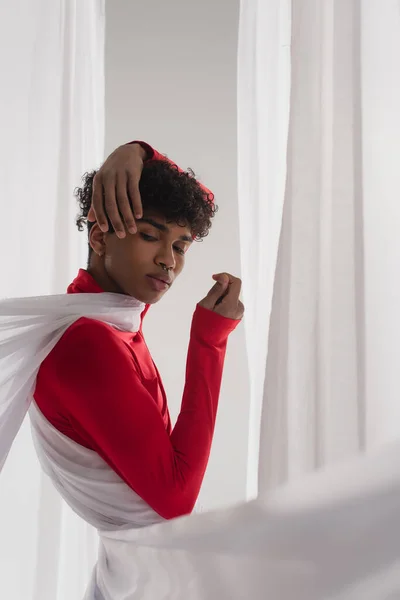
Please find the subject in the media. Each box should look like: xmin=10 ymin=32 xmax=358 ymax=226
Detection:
xmin=0 ymin=2 xmax=105 ymax=598
xmin=29 ymin=396 xmax=400 ymax=600
xmin=4 ymin=297 xmax=400 ymax=599
xmin=0 ymin=293 xmax=144 ymax=473
xmin=238 ymin=0 xmax=400 ymax=496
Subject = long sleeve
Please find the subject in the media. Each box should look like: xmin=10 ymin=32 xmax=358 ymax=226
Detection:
xmin=130 ymin=140 xmax=168 ymax=164
xmin=36 ymin=305 xmax=239 ymax=520
xmin=169 ymin=306 xmax=239 ymax=506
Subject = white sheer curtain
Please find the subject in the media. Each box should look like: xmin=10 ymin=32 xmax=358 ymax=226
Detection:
xmin=237 ymin=0 xmax=291 ymax=499
xmin=0 ymin=1 xmax=105 ymax=598
xmin=238 ymin=0 xmax=400 ymax=498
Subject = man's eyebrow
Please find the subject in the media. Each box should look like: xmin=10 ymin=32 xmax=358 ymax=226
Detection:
xmin=139 ymin=217 xmax=193 ymax=242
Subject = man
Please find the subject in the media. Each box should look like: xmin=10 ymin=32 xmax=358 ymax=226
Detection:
xmin=33 ymin=140 xmax=243 ymax=522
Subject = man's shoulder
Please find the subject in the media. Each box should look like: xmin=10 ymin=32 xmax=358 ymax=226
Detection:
xmin=38 ymin=317 xmax=138 ymax=391
xmin=65 ymin=316 xmax=117 ymax=337
xmin=57 ymin=317 xmax=128 ymax=355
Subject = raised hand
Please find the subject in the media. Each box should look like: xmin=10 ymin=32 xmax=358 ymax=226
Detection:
xmin=87 ymin=143 xmax=147 ymax=238
xmin=199 ymin=273 xmax=244 ymax=320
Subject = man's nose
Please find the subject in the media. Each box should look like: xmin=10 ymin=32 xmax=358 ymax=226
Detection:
xmin=155 ymin=247 xmax=175 ymax=270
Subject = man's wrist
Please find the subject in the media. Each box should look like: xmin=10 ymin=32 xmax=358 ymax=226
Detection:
xmin=191 ymin=304 xmax=240 ymax=347
xmin=128 ymin=140 xmax=154 ymax=162
xmin=134 ymin=144 xmax=147 ymax=161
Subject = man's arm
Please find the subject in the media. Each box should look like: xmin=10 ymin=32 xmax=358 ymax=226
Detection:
xmin=42 ymin=306 xmax=239 ymax=520
xmin=88 ymin=141 xmax=214 ymax=238
xmin=88 ymin=141 xmax=150 ymax=236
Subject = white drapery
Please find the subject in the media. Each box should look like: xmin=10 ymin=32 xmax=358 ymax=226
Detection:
xmin=238 ymin=0 xmax=400 ymax=497
xmin=237 ymin=0 xmax=292 ymax=499
xmin=0 ymin=2 xmax=105 ymax=598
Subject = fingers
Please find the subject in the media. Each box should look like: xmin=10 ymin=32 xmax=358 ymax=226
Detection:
xmin=91 ymin=174 xmax=108 ymax=231
xmin=199 ymin=275 xmax=230 ymax=310
xmin=103 ymin=181 xmax=126 ymax=239
xmin=236 ymin=300 xmax=245 ymax=320
xmin=212 ymin=273 xmax=230 ymax=286
xmin=88 ymin=144 xmax=145 ymax=236
xmin=212 ymin=273 xmax=243 ymax=320
xmin=87 ymin=205 xmax=95 ymax=222
xmin=90 ymin=174 xmax=141 ymax=237
xmin=127 ymin=172 xmax=143 ymax=221
xmin=212 ymin=273 xmax=230 ymax=306
xmin=198 ymin=273 xmax=244 ymax=319
xmin=116 ymin=173 xmax=137 ymax=234
xmin=222 ymin=276 xmax=242 ymax=308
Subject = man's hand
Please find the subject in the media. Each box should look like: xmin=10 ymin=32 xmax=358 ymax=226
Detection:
xmin=199 ymin=273 xmax=244 ymax=320
xmin=87 ymin=143 xmax=147 ymax=238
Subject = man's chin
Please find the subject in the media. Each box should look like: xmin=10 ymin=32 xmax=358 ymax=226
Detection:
xmin=125 ymin=287 xmax=167 ymax=305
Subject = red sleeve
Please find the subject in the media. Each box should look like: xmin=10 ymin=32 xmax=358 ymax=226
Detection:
xmin=129 ymin=140 xmax=165 ymax=163
xmin=45 ymin=305 xmax=239 ymax=520
xmin=129 ymin=140 xmax=214 ymax=201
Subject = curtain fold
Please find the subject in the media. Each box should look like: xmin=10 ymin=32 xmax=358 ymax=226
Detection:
xmin=237 ymin=0 xmax=291 ymax=498
xmin=238 ymin=0 xmax=400 ymax=497
xmin=259 ymin=0 xmax=365 ymax=491
xmin=0 ymin=2 xmax=105 ymax=598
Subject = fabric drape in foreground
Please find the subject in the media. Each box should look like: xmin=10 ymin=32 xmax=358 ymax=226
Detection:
xmin=2 ymin=295 xmax=400 ymax=599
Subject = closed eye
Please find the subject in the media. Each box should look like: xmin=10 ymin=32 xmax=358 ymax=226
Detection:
xmin=140 ymin=233 xmax=158 ymax=242
xmin=141 ymin=233 xmax=185 ymax=255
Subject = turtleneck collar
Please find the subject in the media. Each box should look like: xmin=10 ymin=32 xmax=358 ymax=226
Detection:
xmin=67 ymin=269 xmax=150 ymax=326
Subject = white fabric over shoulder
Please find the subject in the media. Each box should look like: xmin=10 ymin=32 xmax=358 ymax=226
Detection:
xmin=0 ymin=293 xmax=144 ymax=472
xmin=2 ymin=294 xmax=400 ymax=599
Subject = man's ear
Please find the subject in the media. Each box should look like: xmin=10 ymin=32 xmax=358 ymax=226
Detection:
xmin=89 ymin=223 xmax=107 ymax=257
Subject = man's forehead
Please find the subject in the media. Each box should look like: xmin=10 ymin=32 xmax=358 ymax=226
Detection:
xmin=141 ymin=209 xmax=167 ymax=223
xmin=140 ymin=211 xmax=193 ymax=241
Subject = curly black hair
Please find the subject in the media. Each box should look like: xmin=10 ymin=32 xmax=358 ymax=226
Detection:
xmin=75 ymin=160 xmax=217 ymax=255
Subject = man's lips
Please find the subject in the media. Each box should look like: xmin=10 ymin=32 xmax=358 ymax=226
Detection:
xmin=147 ymin=273 xmax=172 ymax=285
xmin=146 ymin=274 xmax=171 ymax=291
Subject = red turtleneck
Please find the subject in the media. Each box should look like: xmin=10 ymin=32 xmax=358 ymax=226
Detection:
xmin=34 ymin=269 xmax=239 ymax=519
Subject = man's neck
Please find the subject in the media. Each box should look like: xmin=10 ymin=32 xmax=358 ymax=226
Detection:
xmin=87 ymin=259 xmax=123 ymax=295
